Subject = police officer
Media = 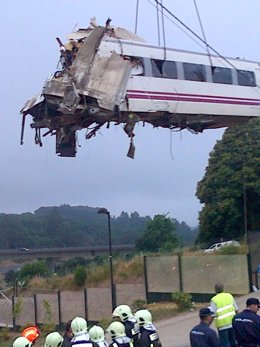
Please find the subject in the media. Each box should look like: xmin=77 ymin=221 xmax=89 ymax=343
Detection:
xmin=232 ymin=297 xmax=260 ymax=347
xmin=107 ymin=321 xmax=133 ymax=347
xmin=210 ymin=282 xmax=238 ymax=347
xmin=112 ymin=305 xmax=139 ymax=347
xmin=135 ymin=309 xmax=162 ymax=347
xmin=190 ymin=307 xmax=219 ymax=347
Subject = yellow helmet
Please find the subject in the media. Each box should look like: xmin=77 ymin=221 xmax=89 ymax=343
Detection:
xmin=107 ymin=321 xmax=125 ymax=339
xmin=13 ymin=337 xmax=32 ymax=347
xmin=71 ymin=316 xmax=88 ymax=335
xmin=135 ymin=309 xmax=152 ymax=326
xmin=89 ymin=325 xmax=105 ymax=342
xmin=44 ymin=332 xmax=63 ymax=347
xmin=112 ymin=304 xmax=133 ymax=322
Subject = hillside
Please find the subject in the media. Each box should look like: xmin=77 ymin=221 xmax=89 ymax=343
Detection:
xmin=0 ymin=205 xmax=198 ymax=249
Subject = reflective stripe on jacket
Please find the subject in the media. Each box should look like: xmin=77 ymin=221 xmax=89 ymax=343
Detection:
xmin=211 ymin=292 xmax=236 ymax=328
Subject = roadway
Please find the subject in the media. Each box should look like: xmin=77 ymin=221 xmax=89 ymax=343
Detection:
xmin=0 ymin=245 xmax=135 ymax=260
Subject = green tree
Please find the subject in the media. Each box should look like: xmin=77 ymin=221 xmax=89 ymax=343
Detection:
xmin=196 ymin=119 xmax=260 ymax=244
xmin=135 ymin=214 xmax=180 ymax=252
xmin=74 ymin=265 xmax=87 ymax=286
xmin=19 ymin=260 xmax=49 ymax=280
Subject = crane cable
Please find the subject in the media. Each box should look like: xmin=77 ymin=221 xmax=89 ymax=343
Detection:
xmin=135 ymin=0 xmax=139 ymax=33
xmin=160 ymin=0 xmax=167 ymax=60
xmin=156 ymin=0 xmax=160 ymax=45
xmin=153 ymin=0 xmax=237 ymax=70
xmin=193 ymin=0 xmax=213 ymax=68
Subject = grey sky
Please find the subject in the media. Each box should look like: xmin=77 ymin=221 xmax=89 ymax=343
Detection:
xmin=1 ymin=0 xmax=259 ymax=227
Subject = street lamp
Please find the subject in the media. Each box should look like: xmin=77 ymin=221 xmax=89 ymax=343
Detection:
xmin=97 ymin=208 xmax=116 ymax=309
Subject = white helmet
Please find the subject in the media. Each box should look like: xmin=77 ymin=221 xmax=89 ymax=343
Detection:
xmin=45 ymin=332 xmax=64 ymax=347
xmin=112 ymin=304 xmax=133 ymax=322
xmin=89 ymin=325 xmax=105 ymax=342
xmin=135 ymin=309 xmax=152 ymax=326
xmin=13 ymin=337 xmax=32 ymax=347
xmin=71 ymin=316 xmax=88 ymax=335
xmin=107 ymin=321 xmax=125 ymax=339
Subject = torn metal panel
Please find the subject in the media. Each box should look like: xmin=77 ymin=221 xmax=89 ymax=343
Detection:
xmin=85 ymin=51 xmax=131 ymax=110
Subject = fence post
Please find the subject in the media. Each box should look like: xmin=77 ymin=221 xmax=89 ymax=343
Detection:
xmin=143 ymin=256 xmax=149 ymax=302
xmin=178 ymin=253 xmax=183 ymax=292
xmin=12 ymin=295 xmax=16 ymax=331
xmin=84 ymin=288 xmax=88 ymax=320
xmin=34 ymin=294 xmax=38 ymax=325
xmin=58 ymin=291 xmax=62 ymax=326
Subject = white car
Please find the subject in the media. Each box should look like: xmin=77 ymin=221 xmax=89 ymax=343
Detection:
xmin=204 ymin=240 xmax=240 ymax=253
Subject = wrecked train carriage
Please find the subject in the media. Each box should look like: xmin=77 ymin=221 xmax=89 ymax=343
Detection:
xmin=21 ymin=23 xmax=260 ymax=157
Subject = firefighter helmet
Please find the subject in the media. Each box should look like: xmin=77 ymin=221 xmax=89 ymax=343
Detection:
xmin=89 ymin=325 xmax=105 ymax=342
xmin=44 ymin=332 xmax=63 ymax=347
xmin=13 ymin=337 xmax=32 ymax=347
xmin=21 ymin=326 xmax=40 ymax=343
xmin=107 ymin=321 xmax=125 ymax=339
xmin=135 ymin=309 xmax=152 ymax=326
xmin=71 ymin=316 xmax=88 ymax=335
xmin=112 ymin=304 xmax=133 ymax=322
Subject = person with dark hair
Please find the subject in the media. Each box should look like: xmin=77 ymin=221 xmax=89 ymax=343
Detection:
xmin=210 ymin=283 xmax=238 ymax=347
xmin=62 ymin=320 xmax=73 ymax=347
xmin=190 ymin=307 xmax=219 ymax=347
xmin=232 ymin=297 xmax=260 ymax=347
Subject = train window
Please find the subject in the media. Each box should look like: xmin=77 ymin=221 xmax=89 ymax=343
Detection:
xmin=183 ymin=63 xmax=206 ymax=82
xmin=151 ymin=59 xmax=177 ymax=79
xmin=212 ymin=66 xmax=232 ymax=84
xmin=237 ymin=70 xmax=256 ymax=86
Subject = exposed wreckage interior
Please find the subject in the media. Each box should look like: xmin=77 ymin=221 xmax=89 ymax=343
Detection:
xmin=20 ymin=19 xmax=258 ymax=158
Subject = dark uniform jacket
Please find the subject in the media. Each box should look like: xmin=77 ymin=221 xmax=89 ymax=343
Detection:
xmin=62 ymin=334 xmax=72 ymax=347
xmin=109 ymin=336 xmax=133 ymax=347
xmin=138 ymin=326 xmax=162 ymax=347
xmin=124 ymin=319 xmax=139 ymax=347
xmin=232 ymin=309 xmax=260 ymax=347
xmin=190 ymin=322 xmax=219 ymax=347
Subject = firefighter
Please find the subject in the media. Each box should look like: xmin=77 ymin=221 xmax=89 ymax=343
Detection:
xmin=71 ymin=316 xmax=99 ymax=347
xmin=107 ymin=321 xmax=133 ymax=347
xmin=210 ymin=282 xmax=238 ymax=347
xmin=21 ymin=326 xmax=40 ymax=345
xmin=232 ymin=297 xmax=260 ymax=347
xmin=135 ymin=309 xmax=162 ymax=347
xmin=13 ymin=336 xmax=32 ymax=347
xmin=89 ymin=325 xmax=108 ymax=347
xmin=112 ymin=305 xmax=139 ymax=347
xmin=45 ymin=332 xmax=64 ymax=347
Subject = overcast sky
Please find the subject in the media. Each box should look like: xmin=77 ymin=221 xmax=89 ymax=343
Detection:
xmin=1 ymin=0 xmax=259 ymax=227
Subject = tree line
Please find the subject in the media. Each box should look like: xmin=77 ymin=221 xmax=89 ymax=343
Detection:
xmin=0 ymin=205 xmax=197 ymax=250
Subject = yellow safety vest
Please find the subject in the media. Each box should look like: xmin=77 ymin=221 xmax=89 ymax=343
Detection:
xmin=211 ymin=292 xmax=236 ymax=328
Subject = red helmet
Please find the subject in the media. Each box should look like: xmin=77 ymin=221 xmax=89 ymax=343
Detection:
xmin=21 ymin=326 xmax=40 ymax=343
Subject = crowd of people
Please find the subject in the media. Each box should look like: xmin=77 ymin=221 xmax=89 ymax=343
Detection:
xmin=11 ymin=283 xmax=260 ymax=347
xmin=12 ymin=304 xmax=162 ymax=347
xmin=190 ymin=282 xmax=260 ymax=347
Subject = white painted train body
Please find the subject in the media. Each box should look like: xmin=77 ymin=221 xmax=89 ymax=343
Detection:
xmin=21 ymin=24 xmax=260 ymax=156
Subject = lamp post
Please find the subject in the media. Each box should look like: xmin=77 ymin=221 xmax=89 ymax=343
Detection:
xmin=97 ymin=208 xmax=116 ymax=310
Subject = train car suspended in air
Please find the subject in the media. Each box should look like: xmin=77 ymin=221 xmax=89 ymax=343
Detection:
xmin=20 ymin=18 xmax=260 ymax=158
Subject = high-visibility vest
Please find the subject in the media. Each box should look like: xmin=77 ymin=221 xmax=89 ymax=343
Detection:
xmin=211 ymin=292 xmax=236 ymax=328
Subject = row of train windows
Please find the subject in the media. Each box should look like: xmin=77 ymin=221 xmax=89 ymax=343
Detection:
xmin=149 ymin=59 xmax=256 ymax=86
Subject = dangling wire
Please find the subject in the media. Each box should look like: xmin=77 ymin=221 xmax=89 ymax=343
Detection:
xmin=193 ymin=0 xmax=213 ymax=67
xmin=156 ymin=0 xmax=161 ymax=45
xmin=135 ymin=0 xmax=139 ymax=33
